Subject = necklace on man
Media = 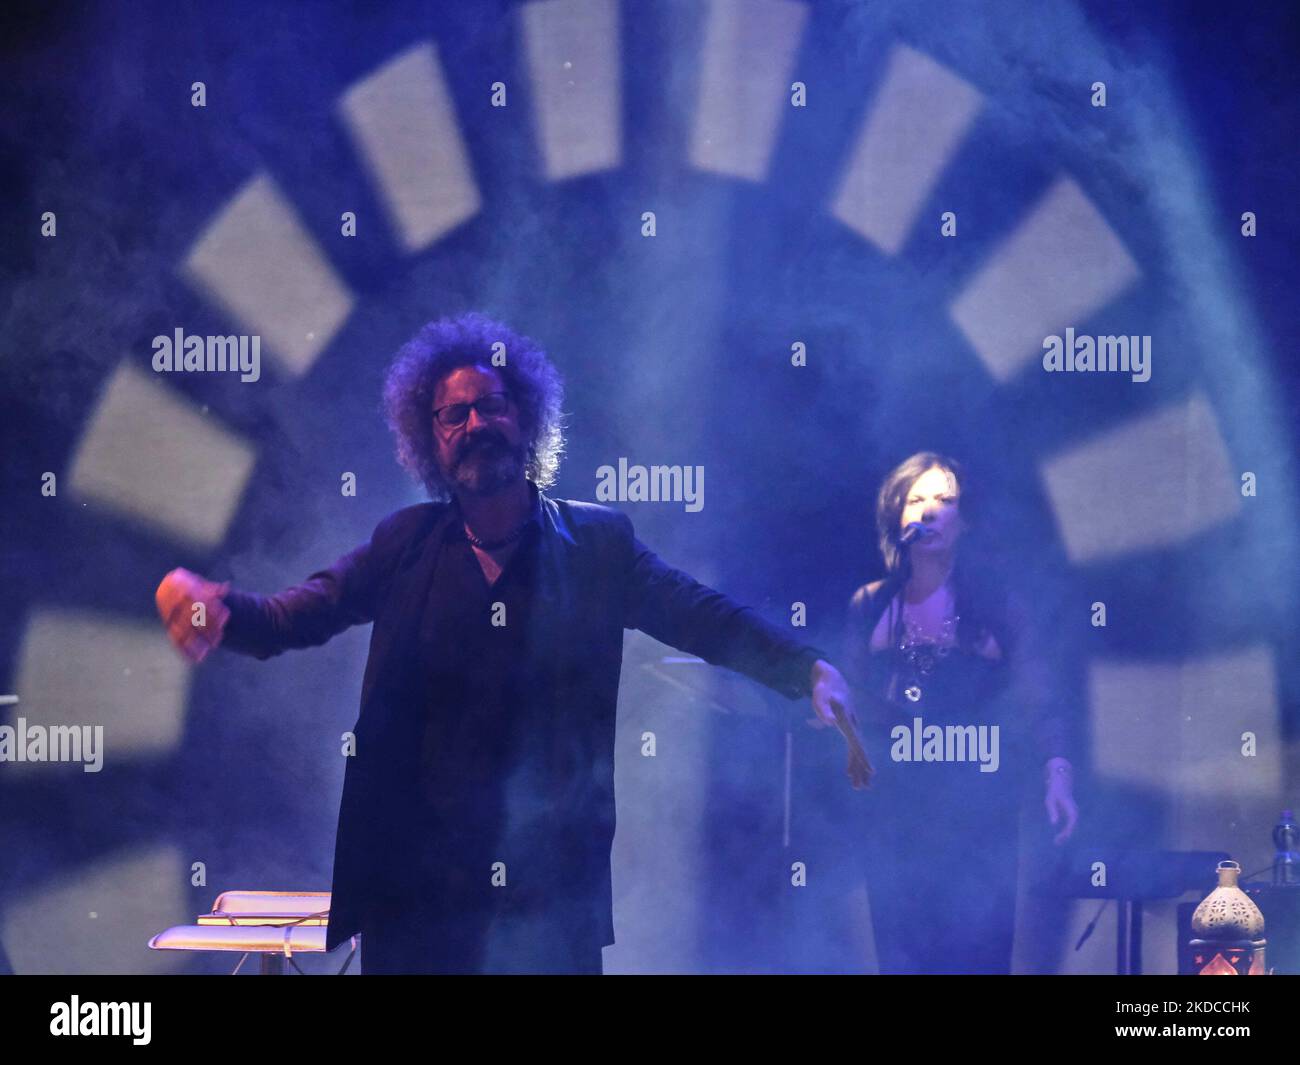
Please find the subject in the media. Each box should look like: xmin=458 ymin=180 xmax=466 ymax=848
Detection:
xmin=464 ymin=521 xmax=527 ymax=550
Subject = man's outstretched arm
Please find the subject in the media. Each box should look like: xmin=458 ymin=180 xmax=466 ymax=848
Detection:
xmin=618 ymin=517 xmax=872 ymax=787
xmin=155 ymin=526 xmax=386 ymax=664
xmin=219 ymin=539 xmax=380 ymax=660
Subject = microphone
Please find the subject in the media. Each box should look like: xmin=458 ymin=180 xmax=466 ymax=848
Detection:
xmin=899 ymin=522 xmax=931 ymax=547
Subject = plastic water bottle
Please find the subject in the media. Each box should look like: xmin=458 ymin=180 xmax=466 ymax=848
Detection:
xmin=1273 ymin=810 xmax=1300 ymax=886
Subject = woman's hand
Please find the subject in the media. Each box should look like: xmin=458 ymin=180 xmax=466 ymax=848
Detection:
xmin=1044 ymin=756 xmax=1078 ymax=844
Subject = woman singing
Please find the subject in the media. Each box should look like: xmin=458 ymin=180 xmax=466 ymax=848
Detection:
xmin=841 ymin=452 xmax=1078 ymax=974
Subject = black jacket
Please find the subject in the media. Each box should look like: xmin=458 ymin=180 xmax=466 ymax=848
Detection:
xmin=220 ymin=488 xmax=825 ymax=952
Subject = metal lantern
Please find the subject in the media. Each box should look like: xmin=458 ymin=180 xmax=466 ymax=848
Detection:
xmin=1188 ymin=860 xmax=1267 ymax=975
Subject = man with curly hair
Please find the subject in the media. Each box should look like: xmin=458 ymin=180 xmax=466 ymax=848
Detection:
xmin=154 ymin=312 xmax=869 ymax=974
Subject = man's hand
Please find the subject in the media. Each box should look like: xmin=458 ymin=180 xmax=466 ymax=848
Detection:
xmin=1044 ymin=757 xmax=1078 ymax=845
xmin=809 ymin=659 xmax=873 ymax=789
xmin=155 ymin=567 xmax=231 ymax=664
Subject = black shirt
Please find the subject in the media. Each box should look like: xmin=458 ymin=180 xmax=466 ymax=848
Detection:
xmin=410 ymin=492 xmax=549 ymax=913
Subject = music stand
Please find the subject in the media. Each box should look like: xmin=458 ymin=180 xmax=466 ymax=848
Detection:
xmin=1044 ymin=850 xmax=1229 ymax=974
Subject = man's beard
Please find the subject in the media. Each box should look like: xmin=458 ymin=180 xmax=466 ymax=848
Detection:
xmin=444 ymin=431 xmax=528 ymax=496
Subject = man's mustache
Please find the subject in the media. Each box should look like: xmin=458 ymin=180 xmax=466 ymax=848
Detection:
xmin=456 ymin=432 xmax=510 ymax=461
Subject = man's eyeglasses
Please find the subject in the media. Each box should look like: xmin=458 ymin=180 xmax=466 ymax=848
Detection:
xmin=433 ymin=391 xmax=512 ymax=429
